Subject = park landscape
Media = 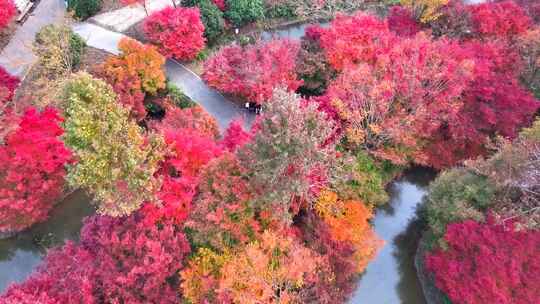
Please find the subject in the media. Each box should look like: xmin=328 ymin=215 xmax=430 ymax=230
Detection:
xmin=0 ymin=0 xmax=539 ymax=303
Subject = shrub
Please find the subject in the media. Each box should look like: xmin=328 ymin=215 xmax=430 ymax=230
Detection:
xmin=34 ymin=25 xmax=86 ymax=77
xmin=152 ymin=105 xmax=219 ymax=139
xmin=264 ymin=0 xmax=297 ymax=19
xmin=430 ymin=0 xmax=473 ymax=39
xmin=400 ymin=0 xmax=449 ymax=23
xmin=0 ymin=66 xmax=19 ymax=105
xmin=220 ymin=119 xmax=251 ymax=152
xmin=203 ymin=39 xmax=302 ymax=104
xmin=143 ymin=7 xmax=206 ymax=60
xmin=101 ymin=38 xmax=166 ymax=120
xmin=0 ymin=0 xmax=16 ymax=30
xmin=183 ymin=0 xmax=225 ymax=44
xmin=517 ymin=28 xmax=540 ymax=98
xmin=80 ymin=214 xmax=192 ymax=303
xmin=424 ymin=168 xmax=496 ymax=246
xmin=67 ymin=0 xmax=102 ymax=20
xmin=426 ymin=219 xmax=540 ymax=304
xmin=469 ymin=0 xmax=532 ymax=38
xmin=62 ymin=72 xmax=165 ymax=217
xmin=387 ymin=5 xmax=421 ymax=37
xmin=166 ymin=82 xmax=197 ymax=109
xmin=224 ymin=0 xmax=264 ymax=27
xmin=0 ymin=108 xmax=72 ymax=233
xmin=335 ymin=151 xmax=401 ymax=206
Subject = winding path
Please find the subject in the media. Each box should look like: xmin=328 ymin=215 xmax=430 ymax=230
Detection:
xmin=0 ymin=0 xmax=66 ymax=77
xmin=72 ymin=23 xmax=254 ymax=131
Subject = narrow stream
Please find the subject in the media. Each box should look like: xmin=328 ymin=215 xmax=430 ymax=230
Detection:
xmin=350 ymin=168 xmax=436 ymax=304
xmin=0 ymin=190 xmax=93 ymax=292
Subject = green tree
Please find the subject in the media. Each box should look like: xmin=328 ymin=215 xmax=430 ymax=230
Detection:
xmin=225 ymin=0 xmax=264 ymax=27
xmin=62 ymin=72 xmax=165 ymax=216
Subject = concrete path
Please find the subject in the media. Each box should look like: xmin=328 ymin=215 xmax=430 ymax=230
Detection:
xmin=0 ymin=0 xmax=66 ymax=77
xmin=90 ymin=0 xmax=179 ymax=32
xmin=72 ymin=23 xmax=254 ymax=131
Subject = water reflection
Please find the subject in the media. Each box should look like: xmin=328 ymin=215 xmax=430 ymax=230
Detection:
xmin=0 ymin=190 xmax=93 ymax=292
xmin=350 ymin=168 xmax=436 ymax=304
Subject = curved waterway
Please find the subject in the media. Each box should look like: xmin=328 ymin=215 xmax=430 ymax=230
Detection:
xmin=350 ymin=168 xmax=436 ymax=304
xmin=0 ymin=190 xmax=93 ymax=292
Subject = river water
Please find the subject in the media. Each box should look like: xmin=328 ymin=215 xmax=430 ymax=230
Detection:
xmin=0 ymin=190 xmax=93 ymax=292
xmin=350 ymin=168 xmax=436 ymax=304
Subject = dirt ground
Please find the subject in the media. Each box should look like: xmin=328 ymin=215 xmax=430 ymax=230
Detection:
xmin=14 ymin=46 xmax=110 ymax=108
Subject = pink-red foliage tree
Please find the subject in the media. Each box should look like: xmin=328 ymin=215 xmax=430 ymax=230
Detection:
xmin=220 ymin=119 xmax=251 ymax=152
xmin=142 ymin=127 xmax=223 ymax=225
xmin=143 ymin=7 xmax=206 ymax=60
xmin=0 ymin=242 xmax=97 ymax=303
xmin=203 ymin=39 xmax=302 ymax=104
xmin=469 ymin=0 xmax=532 ymax=38
xmin=79 ymin=213 xmax=192 ymax=303
xmin=0 ymin=0 xmax=16 ymax=30
xmin=426 ymin=219 xmax=540 ymax=304
xmin=0 ymin=66 xmax=20 ymax=105
xmin=0 ymin=108 xmax=72 ymax=233
xmin=387 ymin=6 xmax=421 ymax=37
xmin=212 ymin=0 xmax=225 ymax=11
xmin=316 ymin=12 xmax=396 ymax=71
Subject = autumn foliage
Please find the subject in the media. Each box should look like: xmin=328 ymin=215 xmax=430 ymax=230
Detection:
xmin=0 ymin=66 xmax=19 ymax=105
xmin=203 ymin=39 xmax=302 ymax=104
xmin=426 ymin=219 xmax=540 ymax=304
xmin=0 ymin=0 xmax=16 ymax=30
xmin=469 ymin=1 xmax=532 ymax=39
xmin=101 ymin=38 xmax=166 ymax=120
xmin=143 ymin=7 xmax=206 ymax=61
xmin=0 ymin=108 xmax=72 ymax=233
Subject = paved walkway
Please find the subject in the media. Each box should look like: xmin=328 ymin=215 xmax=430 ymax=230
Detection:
xmin=72 ymin=23 xmax=254 ymax=131
xmin=0 ymin=0 xmax=66 ymax=77
xmin=90 ymin=0 xmax=178 ymax=32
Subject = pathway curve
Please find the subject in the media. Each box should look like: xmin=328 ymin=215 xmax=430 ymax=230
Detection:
xmin=0 ymin=0 xmax=66 ymax=77
xmin=72 ymin=23 xmax=254 ymax=131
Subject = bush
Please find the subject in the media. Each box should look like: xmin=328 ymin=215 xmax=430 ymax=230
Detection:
xmin=62 ymin=72 xmax=165 ymax=217
xmin=429 ymin=0 xmax=473 ymax=39
xmin=203 ymin=39 xmax=302 ymax=104
xmin=34 ymin=25 xmax=86 ymax=77
xmin=166 ymin=82 xmax=197 ymax=108
xmin=469 ymin=0 xmax=532 ymax=38
xmin=0 ymin=0 xmax=16 ymax=30
xmin=265 ymin=0 xmax=297 ymax=19
xmin=335 ymin=151 xmax=401 ymax=206
xmin=517 ymin=28 xmax=540 ymax=98
xmin=400 ymin=0 xmax=449 ymax=23
xmin=387 ymin=5 xmax=421 ymax=37
xmin=0 ymin=66 xmax=20 ymax=105
xmin=426 ymin=219 xmax=540 ymax=304
xmin=224 ymin=0 xmax=264 ymax=27
xmin=100 ymin=38 xmax=166 ymax=120
xmin=67 ymin=0 xmax=102 ymax=20
xmin=0 ymin=108 xmax=72 ymax=233
xmin=424 ymin=168 xmax=496 ymax=246
xmin=183 ymin=0 xmax=225 ymax=44
xmin=143 ymin=7 xmax=206 ymax=61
